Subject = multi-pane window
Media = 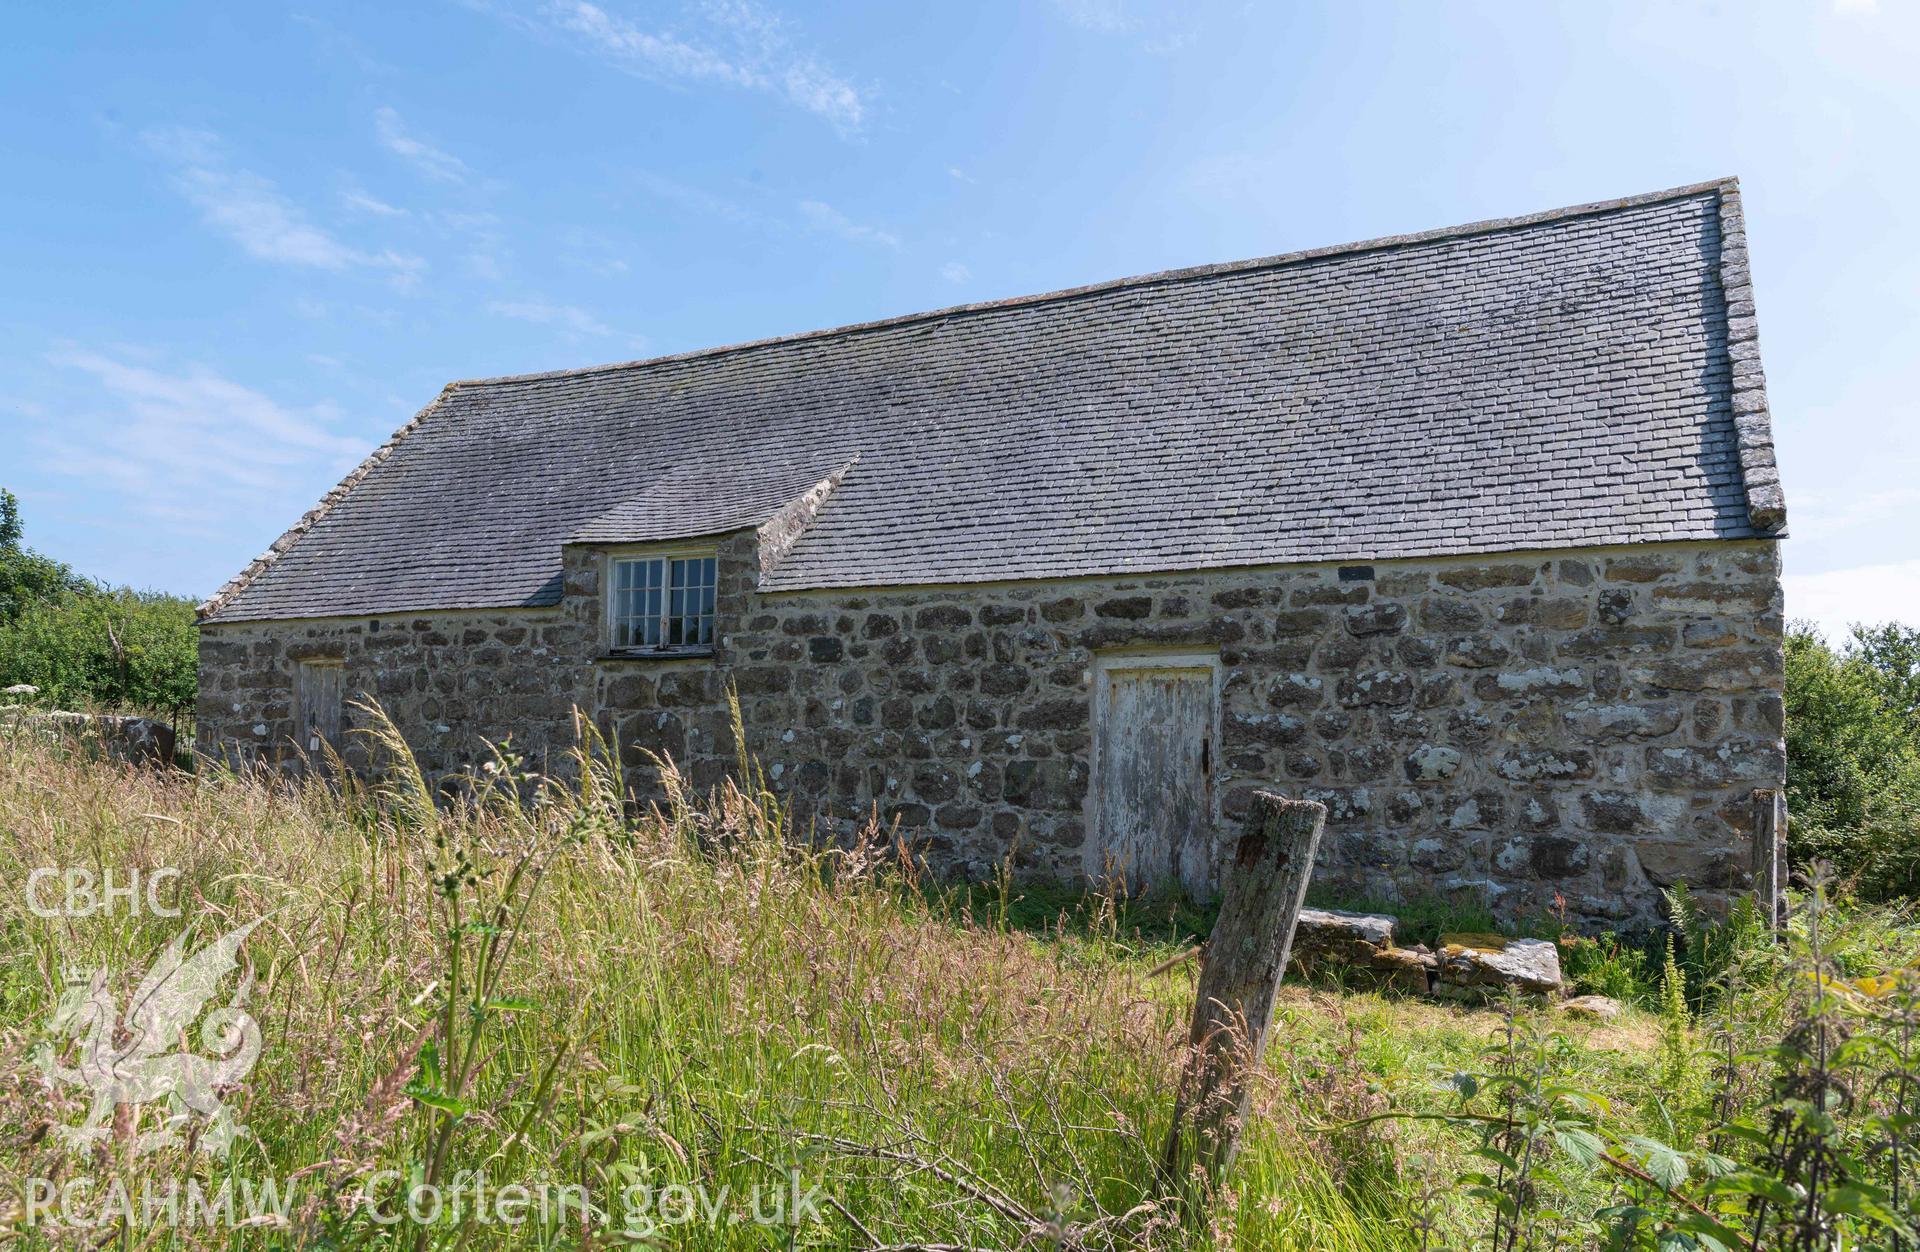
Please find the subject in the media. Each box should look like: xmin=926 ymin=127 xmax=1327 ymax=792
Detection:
xmin=610 ymin=555 xmax=717 ymax=650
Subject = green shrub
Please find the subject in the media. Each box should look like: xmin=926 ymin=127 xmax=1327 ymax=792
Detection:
xmin=0 ymin=486 xmax=198 ymax=718
xmin=0 ymin=585 xmax=198 ymax=716
xmin=1785 ymin=623 xmax=1920 ymax=898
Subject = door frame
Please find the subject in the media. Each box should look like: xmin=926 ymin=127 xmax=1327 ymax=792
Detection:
xmin=292 ymin=657 xmax=346 ymax=769
xmin=1083 ymin=648 xmax=1224 ymax=888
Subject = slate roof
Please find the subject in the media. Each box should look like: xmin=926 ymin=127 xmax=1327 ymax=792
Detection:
xmin=201 ymin=178 xmax=1785 ymax=624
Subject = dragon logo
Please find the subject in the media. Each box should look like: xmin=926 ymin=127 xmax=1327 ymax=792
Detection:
xmin=33 ymin=917 xmax=267 ymax=1157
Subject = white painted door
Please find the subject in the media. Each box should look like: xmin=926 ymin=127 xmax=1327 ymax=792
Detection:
xmin=1092 ymin=657 xmax=1218 ymax=896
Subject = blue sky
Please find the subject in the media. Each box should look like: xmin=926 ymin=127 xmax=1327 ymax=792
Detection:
xmin=1 ymin=0 xmax=1914 ymax=640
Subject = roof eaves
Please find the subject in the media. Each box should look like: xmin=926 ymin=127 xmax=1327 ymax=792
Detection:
xmin=1715 ymin=179 xmax=1788 ymax=534
xmin=443 ymin=178 xmax=1744 ymax=394
xmin=196 ymin=387 xmax=458 ymax=623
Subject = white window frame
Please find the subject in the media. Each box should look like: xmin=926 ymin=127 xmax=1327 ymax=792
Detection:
xmin=605 ymin=545 xmax=719 ymax=655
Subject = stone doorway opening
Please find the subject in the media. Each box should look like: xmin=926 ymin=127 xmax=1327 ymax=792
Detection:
xmin=1088 ymin=651 xmax=1222 ymax=896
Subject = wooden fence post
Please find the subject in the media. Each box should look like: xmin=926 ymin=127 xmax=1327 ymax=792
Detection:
xmin=1160 ymin=791 xmax=1326 ymax=1193
xmin=1753 ymin=787 xmax=1787 ymax=929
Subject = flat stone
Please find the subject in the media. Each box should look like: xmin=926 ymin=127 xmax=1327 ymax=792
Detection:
xmin=1434 ymin=933 xmax=1563 ymax=997
xmin=1640 ymin=651 xmax=1774 ymax=693
xmin=1645 ymin=739 xmax=1785 ymax=788
xmin=1562 ymin=994 xmax=1624 ymax=1022
xmin=1495 ymin=749 xmax=1595 ymax=782
xmin=1444 ymin=636 xmax=1510 ymax=668
xmin=1493 ymin=597 xmax=1589 ymax=629
xmin=1336 ymin=670 xmax=1414 ymax=707
xmin=1093 ymin=596 xmax=1152 ymax=620
xmin=1494 ymin=666 xmax=1586 ymax=695
xmin=1404 ymin=743 xmax=1462 ymax=781
xmin=1435 ymin=563 xmax=1539 ymax=591
xmin=1420 ymin=598 xmax=1485 ymax=631
xmin=1562 ymin=702 xmax=1683 ymax=741
xmin=2 ymin=683 xmax=38 ymax=696
xmin=1288 ymin=908 xmax=1435 ymax=994
xmin=1295 ymin=906 xmax=1396 ymax=952
xmin=1343 ymin=602 xmax=1408 ymax=636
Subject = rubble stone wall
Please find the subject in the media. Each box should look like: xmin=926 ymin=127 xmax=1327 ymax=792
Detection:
xmin=199 ymin=536 xmax=1784 ymax=926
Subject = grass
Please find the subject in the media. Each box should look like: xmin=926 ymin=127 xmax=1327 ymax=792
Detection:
xmin=2 ymin=712 xmax=1915 ymax=1249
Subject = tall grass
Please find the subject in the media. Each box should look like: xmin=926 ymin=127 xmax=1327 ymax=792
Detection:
xmin=27 ymin=707 xmax=1918 ymax=1248
xmin=0 ymin=710 xmax=1421 ymax=1249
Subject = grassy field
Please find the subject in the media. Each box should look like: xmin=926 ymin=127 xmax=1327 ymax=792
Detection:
xmin=2 ymin=713 xmax=1917 ymax=1249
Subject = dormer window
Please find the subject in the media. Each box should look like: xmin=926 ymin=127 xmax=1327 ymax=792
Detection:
xmin=609 ymin=552 xmax=716 ymax=653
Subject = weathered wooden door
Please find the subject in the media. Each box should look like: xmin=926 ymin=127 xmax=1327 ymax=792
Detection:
xmin=1091 ymin=655 xmax=1219 ymax=896
xmin=293 ymin=661 xmax=343 ymax=763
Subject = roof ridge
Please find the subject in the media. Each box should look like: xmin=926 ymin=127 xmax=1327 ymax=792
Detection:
xmin=447 ymin=177 xmax=1739 ymax=391
xmin=1713 ymin=180 xmax=1788 ymax=534
xmin=197 ymin=388 xmax=455 ymax=621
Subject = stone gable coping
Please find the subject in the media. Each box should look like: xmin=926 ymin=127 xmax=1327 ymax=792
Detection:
xmin=1714 ymin=180 xmax=1787 ymax=533
xmin=196 ymin=388 xmax=456 ymax=622
xmin=756 ymin=455 xmax=860 ymax=578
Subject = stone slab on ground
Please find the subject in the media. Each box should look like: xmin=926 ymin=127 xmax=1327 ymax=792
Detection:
xmin=1293 ymin=907 xmax=1398 ymax=961
xmin=1432 ymin=931 xmax=1565 ymax=999
xmin=1289 ymin=906 xmax=1437 ymax=995
xmin=1286 ymin=909 xmax=1570 ymax=1001
xmin=1561 ymin=994 xmax=1624 ymax=1022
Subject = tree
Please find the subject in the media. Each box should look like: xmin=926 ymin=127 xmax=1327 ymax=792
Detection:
xmin=0 ymin=487 xmax=79 ymax=622
xmin=1850 ymin=622 xmax=1920 ymax=728
xmin=1785 ymin=623 xmax=1920 ymax=898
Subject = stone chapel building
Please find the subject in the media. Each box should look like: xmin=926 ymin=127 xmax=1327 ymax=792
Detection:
xmin=197 ymin=179 xmax=1788 ymax=926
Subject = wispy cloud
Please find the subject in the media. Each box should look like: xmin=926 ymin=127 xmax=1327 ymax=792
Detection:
xmin=939 ymin=261 xmax=971 ymax=284
xmin=37 ymin=347 xmax=370 ymax=543
xmin=1049 ymin=0 xmax=1195 ymax=52
xmin=374 ymin=106 xmax=472 ymax=182
xmin=632 ymin=177 xmax=899 ymax=252
xmin=632 ymin=171 xmax=767 ymax=228
xmin=466 ymin=252 xmax=507 ymax=281
xmin=143 ymin=127 xmax=423 ymax=285
xmin=798 ymin=199 xmax=900 ymax=250
xmin=556 ymin=225 xmax=632 ymax=275
xmin=1793 ymin=485 xmax=1920 ymax=539
xmin=524 ymin=0 xmax=869 ymax=132
xmin=342 ymin=187 xmax=407 ymax=217
xmin=487 ymin=298 xmax=643 ymax=350
xmin=487 ymin=299 xmax=612 ymax=336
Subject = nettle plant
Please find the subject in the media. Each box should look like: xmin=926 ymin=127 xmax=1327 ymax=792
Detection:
xmin=1367 ymin=870 xmax=1920 ymax=1251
